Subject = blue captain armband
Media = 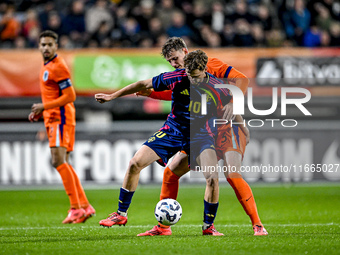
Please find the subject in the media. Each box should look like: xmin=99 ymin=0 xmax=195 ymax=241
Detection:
xmin=58 ymin=79 xmax=72 ymax=90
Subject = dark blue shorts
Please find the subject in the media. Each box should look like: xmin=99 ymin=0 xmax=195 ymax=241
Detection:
xmin=190 ymin=134 xmax=215 ymax=168
xmin=143 ymin=129 xmax=189 ymax=167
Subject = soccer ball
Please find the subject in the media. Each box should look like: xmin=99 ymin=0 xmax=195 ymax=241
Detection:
xmin=154 ymin=198 xmax=182 ymax=226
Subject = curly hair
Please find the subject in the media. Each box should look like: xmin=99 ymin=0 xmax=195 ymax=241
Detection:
xmin=183 ymin=50 xmax=208 ymax=73
xmin=161 ymin=37 xmax=187 ymax=58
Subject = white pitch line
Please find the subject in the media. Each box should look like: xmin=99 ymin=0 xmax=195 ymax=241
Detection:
xmin=0 ymin=223 xmax=338 ymax=231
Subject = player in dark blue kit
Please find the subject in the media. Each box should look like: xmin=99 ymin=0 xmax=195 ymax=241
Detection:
xmin=138 ymin=50 xmax=247 ymax=236
xmin=186 ymin=50 xmax=233 ymax=236
xmin=95 ymin=65 xmax=192 ymax=230
xmin=95 ymin=49 xmax=237 ymax=236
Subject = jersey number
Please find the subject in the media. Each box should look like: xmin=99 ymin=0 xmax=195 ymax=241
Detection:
xmin=189 ymin=101 xmax=201 ymax=113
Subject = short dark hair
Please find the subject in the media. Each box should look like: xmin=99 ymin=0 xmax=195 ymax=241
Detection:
xmin=161 ymin=37 xmax=187 ymax=58
xmin=184 ymin=50 xmax=208 ymax=73
xmin=39 ymin=30 xmax=58 ymax=42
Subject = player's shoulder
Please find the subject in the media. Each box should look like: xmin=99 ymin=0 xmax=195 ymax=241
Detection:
xmin=162 ymin=69 xmax=186 ymax=80
xmin=54 ymin=55 xmax=68 ymax=67
xmin=208 ymin=57 xmax=230 ymax=66
xmin=207 ymin=72 xmax=223 ymax=84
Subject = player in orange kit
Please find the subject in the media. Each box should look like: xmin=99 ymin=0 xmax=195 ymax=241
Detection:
xmin=137 ymin=37 xmax=267 ymax=236
xmin=28 ymin=30 xmax=95 ymax=224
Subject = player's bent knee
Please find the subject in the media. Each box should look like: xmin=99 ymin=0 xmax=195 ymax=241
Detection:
xmin=128 ymin=157 xmax=145 ymax=174
xmin=205 ymin=177 xmax=219 ymax=187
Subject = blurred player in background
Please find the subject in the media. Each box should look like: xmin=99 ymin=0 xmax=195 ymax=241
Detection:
xmin=137 ymin=37 xmax=267 ymax=236
xmin=28 ymin=30 xmax=95 ymax=224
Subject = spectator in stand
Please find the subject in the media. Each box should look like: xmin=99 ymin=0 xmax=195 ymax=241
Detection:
xmin=88 ymin=20 xmax=112 ymax=47
xmin=0 ymin=4 xmax=21 ymax=48
xmin=155 ymin=33 xmax=168 ymax=47
xmin=59 ymin=34 xmax=75 ymax=49
xmin=142 ymin=17 xmax=166 ymax=45
xmin=133 ymin=0 xmax=156 ymax=32
xmin=229 ymin=0 xmax=256 ymax=24
xmin=199 ymin=24 xmax=222 ymax=47
xmin=156 ymin=0 xmax=181 ymax=30
xmin=14 ymin=35 xmax=26 ymax=48
xmin=139 ymin=37 xmax=154 ymax=47
xmin=329 ymin=22 xmax=340 ymax=46
xmin=166 ymin=11 xmax=194 ymax=38
xmin=251 ymin=22 xmax=266 ymax=47
xmin=233 ymin=18 xmax=253 ymax=47
xmin=38 ymin=1 xmax=57 ymax=31
xmin=315 ymin=4 xmax=335 ymax=31
xmin=46 ymin=11 xmax=64 ymax=35
xmin=307 ymin=0 xmax=340 ymax=25
xmin=266 ymin=28 xmax=286 ymax=47
xmin=22 ymin=9 xmax=40 ymax=39
xmin=221 ymin=22 xmax=235 ymax=46
xmin=283 ymin=0 xmax=311 ymax=46
xmin=27 ymin=25 xmax=40 ymax=48
xmin=320 ymin=30 xmax=331 ymax=46
xmin=63 ymin=0 xmax=86 ymax=37
xmin=120 ymin=17 xmax=141 ymax=47
xmin=85 ymin=0 xmax=114 ymax=34
xmin=257 ymin=4 xmax=273 ymax=32
xmin=211 ymin=1 xmax=225 ymax=33
xmin=303 ymin=25 xmax=322 ymax=47
xmin=189 ymin=1 xmax=211 ymax=33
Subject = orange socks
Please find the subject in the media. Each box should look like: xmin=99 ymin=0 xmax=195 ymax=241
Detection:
xmin=68 ymin=164 xmax=89 ymax=208
xmin=56 ymin=163 xmax=80 ymax=209
xmin=227 ymin=172 xmax=261 ymax=226
xmin=160 ymin=166 xmax=180 ymax=200
xmin=159 ymin=166 xmax=180 ymax=229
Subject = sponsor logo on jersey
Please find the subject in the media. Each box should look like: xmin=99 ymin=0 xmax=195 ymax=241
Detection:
xmin=180 ymin=89 xmax=189 ymax=95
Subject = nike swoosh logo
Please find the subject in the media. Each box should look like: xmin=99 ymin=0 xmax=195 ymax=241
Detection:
xmin=246 ymin=196 xmax=252 ymax=201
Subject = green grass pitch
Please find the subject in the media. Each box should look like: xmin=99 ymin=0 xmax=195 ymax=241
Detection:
xmin=1 ymin=183 xmax=339 ymax=255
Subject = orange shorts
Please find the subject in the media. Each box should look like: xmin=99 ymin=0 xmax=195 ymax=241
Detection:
xmin=45 ymin=123 xmax=75 ymax=152
xmin=215 ymin=124 xmax=246 ymax=160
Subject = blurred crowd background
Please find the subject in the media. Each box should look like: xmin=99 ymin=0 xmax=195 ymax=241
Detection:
xmin=0 ymin=0 xmax=339 ymax=49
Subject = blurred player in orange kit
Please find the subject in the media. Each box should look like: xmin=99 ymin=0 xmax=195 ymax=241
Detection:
xmin=137 ymin=37 xmax=267 ymax=236
xmin=28 ymin=30 xmax=95 ymax=224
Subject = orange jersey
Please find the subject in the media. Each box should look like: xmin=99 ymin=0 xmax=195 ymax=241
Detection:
xmin=207 ymin=57 xmax=248 ymax=95
xmin=40 ymin=55 xmax=76 ymax=126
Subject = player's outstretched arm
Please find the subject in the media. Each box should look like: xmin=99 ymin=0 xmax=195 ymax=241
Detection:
xmin=135 ymin=88 xmax=153 ymax=97
xmin=136 ymin=89 xmax=172 ymax=101
xmin=95 ymin=78 xmax=153 ymax=104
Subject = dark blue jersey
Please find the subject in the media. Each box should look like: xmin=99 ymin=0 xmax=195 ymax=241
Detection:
xmin=152 ymin=69 xmax=190 ymax=136
xmin=190 ymin=72 xmax=232 ymax=137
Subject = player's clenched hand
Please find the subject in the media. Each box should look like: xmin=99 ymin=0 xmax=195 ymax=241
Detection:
xmin=28 ymin=112 xmax=42 ymax=122
xmin=222 ymin=102 xmax=234 ymax=121
xmin=135 ymin=89 xmax=152 ymax=97
xmin=31 ymin=103 xmax=44 ymax=115
xmin=95 ymin=93 xmax=113 ymax=103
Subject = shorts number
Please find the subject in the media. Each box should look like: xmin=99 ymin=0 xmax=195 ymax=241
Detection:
xmin=221 ymin=133 xmax=227 ymax=143
xmin=155 ymin=131 xmax=166 ymax=138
